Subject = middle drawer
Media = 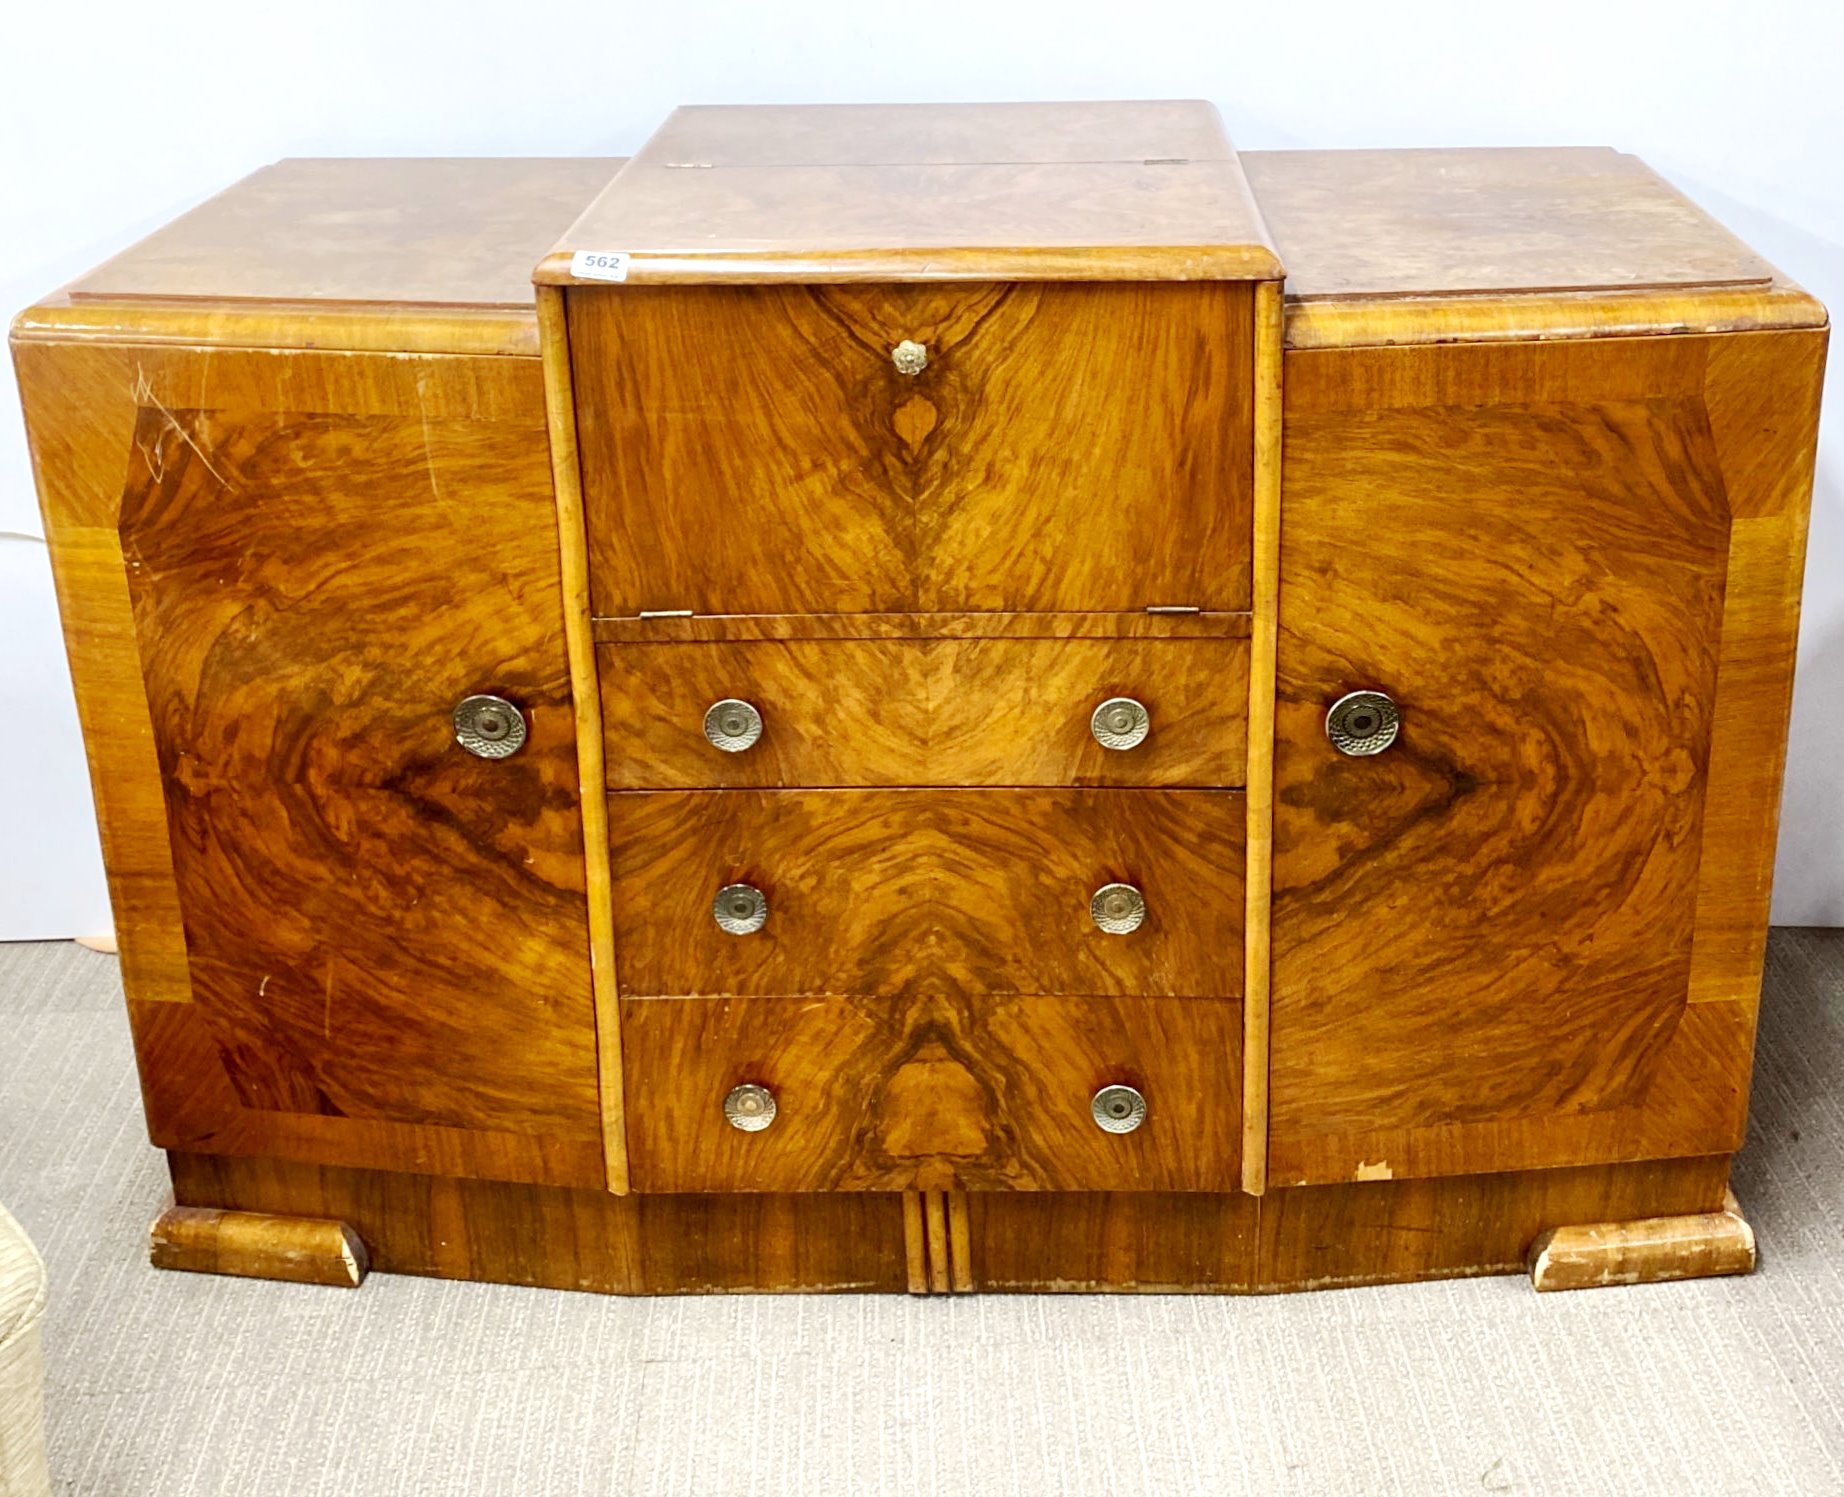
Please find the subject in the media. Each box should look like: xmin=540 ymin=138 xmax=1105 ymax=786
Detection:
xmin=609 ymin=788 xmax=1245 ymax=1000
xmin=598 ymin=634 xmax=1249 ymax=789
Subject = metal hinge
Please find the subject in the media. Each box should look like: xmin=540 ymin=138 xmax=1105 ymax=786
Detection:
xmin=637 ymin=609 xmax=694 ymax=620
xmin=1144 ymin=605 xmax=1201 ymax=615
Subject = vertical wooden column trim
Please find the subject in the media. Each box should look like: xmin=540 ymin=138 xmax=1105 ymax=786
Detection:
xmin=537 ymin=284 xmax=629 ymax=1195
xmin=1241 ymin=278 xmax=1284 ymax=1197
xmin=946 ymin=1192 xmax=974 ymax=1292
xmin=903 ymin=1191 xmax=974 ymax=1293
xmin=902 ymin=1192 xmax=930 ymax=1293
xmin=924 ymin=1191 xmax=952 ymax=1293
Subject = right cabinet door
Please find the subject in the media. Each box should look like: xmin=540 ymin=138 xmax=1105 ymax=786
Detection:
xmin=1268 ymin=331 xmax=1824 ymax=1187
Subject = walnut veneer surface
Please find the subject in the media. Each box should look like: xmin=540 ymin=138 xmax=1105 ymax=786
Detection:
xmin=11 ymin=106 xmax=1828 ymax=1296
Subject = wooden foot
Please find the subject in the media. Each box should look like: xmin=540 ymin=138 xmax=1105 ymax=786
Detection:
xmin=1527 ymin=1189 xmax=1755 ymax=1292
xmin=150 ymin=1206 xmax=369 ymax=1288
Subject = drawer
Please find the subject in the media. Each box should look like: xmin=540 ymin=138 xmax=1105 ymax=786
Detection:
xmin=608 ymin=789 xmax=1244 ymax=999
xmin=570 ymin=281 xmax=1255 ymax=617
xmin=599 ymin=635 xmax=1250 ymax=789
xmin=621 ymin=992 xmax=1243 ymax=1192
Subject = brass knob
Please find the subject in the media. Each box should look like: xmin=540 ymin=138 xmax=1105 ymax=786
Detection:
xmin=724 ymin=1083 xmax=777 ymax=1132
xmin=703 ymin=698 xmax=763 ymax=753
xmin=1326 ymin=690 xmax=1400 ymax=757
xmin=453 ymin=694 xmax=527 ymax=759
xmin=891 ymin=340 xmax=928 ymax=376
xmin=1091 ymin=1085 xmax=1146 ymax=1134
xmin=713 ymin=883 xmax=769 ymax=935
xmin=1090 ymin=883 xmax=1146 ymax=935
xmin=1090 ymin=697 xmax=1150 ymax=751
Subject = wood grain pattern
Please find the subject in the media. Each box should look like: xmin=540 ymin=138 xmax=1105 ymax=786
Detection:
xmin=150 ymin=1206 xmax=368 ymax=1287
xmin=599 ymin=636 xmax=1248 ymax=789
xmin=69 ymin=157 xmax=619 ymax=309
xmin=621 ymin=993 xmax=1242 ymax=1193
xmin=17 ymin=157 xmax=626 ymax=359
xmin=969 ymin=1155 xmax=1729 ymax=1293
xmin=570 ymin=281 xmax=1254 ymax=617
xmin=167 ymin=1150 xmax=1727 ymax=1295
xmin=1244 ymin=148 xmax=1773 ymax=300
xmin=1685 ymin=332 xmax=1829 ymax=1014
xmin=169 ymin=1153 xmax=911 ymax=1294
xmin=118 ymin=402 xmax=602 ymax=1147
xmin=1241 ymin=279 xmax=1283 ymax=1196
xmin=539 ymin=102 xmax=1280 ymax=284
xmin=15 ymin=300 xmax=553 ymax=359
xmin=14 ymin=340 xmax=602 ymax=1189
xmin=1527 ymin=1193 xmax=1754 ymax=1290
xmin=1243 ymin=147 xmax=1823 ymax=351
xmin=1276 ymin=284 xmax=1828 ymax=352
xmin=540 ymin=284 xmax=629 ymax=1195
xmin=1268 ymin=331 xmax=1823 ymax=1186
xmin=608 ymin=789 xmax=1244 ymax=1000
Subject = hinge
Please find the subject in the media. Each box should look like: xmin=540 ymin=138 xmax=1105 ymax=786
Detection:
xmin=637 ymin=609 xmax=694 ymax=620
xmin=1144 ymin=605 xmax=1201 ymax=615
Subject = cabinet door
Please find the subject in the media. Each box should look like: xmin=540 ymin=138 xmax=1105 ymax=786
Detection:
xmin=570 ymin=281 xmax=1253 ymax=617
xmin=19 ymin=342 xmax=604 ymax=1189
xmin=1268 ymin=332 xmax=1823 ymax=1186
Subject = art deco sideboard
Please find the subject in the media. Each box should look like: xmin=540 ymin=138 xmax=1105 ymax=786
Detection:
xmin=12 ymin=102 xmax=1827 ymax=1295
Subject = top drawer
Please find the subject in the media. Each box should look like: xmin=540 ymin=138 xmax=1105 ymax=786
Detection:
xmin=568 ymin=281 xmax=1255 ymax=617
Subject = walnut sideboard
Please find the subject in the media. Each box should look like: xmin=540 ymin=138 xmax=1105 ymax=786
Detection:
xmin=13 ymin=103 xmax=1826 ymax=1296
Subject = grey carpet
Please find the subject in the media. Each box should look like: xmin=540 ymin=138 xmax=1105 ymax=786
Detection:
xmin=2 ymin=933 xmax=1842 ymax=1496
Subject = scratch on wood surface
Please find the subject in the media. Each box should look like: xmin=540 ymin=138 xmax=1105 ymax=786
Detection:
xmin=131 ymin=365 xmax=233 ymax=491
xmin=415 ymin=368 xmax=443 ymax=503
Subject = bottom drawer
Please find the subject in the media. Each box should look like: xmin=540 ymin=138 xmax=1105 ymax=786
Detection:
xmin=622 ymin=993 xmax=1242 ymax=1193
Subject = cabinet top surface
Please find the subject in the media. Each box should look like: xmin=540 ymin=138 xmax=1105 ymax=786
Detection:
xmin=1243 ymin=147 xmax=1774 ymax=300
xmin=538 ymin=101 xmax=1284 ymax=285
xmin=61 ymin=157 xmax=620 ymax=311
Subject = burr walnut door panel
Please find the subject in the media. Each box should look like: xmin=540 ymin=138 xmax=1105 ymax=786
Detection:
xmin=569 ymin=281 xmax=1254 ymax=617
xmin=1268 ymin=332 xmax=1824 ymax=1186
xmin=91 ymin=353 xmax=604 ymax=1188
xmin=621 ymin=993 xmax=1243 ymax=1193
xmin=608 ymin=789 xmax=1245 ymax=1000
xmin=598 ymin=634 xmax=1250 ymax=789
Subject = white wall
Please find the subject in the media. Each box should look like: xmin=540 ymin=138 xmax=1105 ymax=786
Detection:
xmin=3 ymin=0 xmax=1841 ymax=935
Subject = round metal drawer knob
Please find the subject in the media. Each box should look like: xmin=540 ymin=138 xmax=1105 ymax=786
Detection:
xmin=703 ymin=698 xmax=764 ymax=753
xmin=713 ymin=883 xmax=769 ymax=935
xmin=1091 ymin=1084 xmax=1147 ymax=1134
xmin=453 ymin=694 xmax=528 ymax=759
xmin=1326 ymin=690 xmax=1400 ymax=757
xmin=1090 ymin=696 xmax=1151 ymax=751
xmin=723 ymin=1083 xmax=777 ymax=1132
xmin=1090 ymin=882 xmax=1147 ymax=935
xmin=891 ymin=339 xmax=928 ymax=376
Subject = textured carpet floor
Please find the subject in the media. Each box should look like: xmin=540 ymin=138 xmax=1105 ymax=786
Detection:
xmin=1 ymin=934 xmax=1842 ymax=1496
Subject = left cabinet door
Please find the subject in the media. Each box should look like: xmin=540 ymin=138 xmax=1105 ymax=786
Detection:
xmin=15 ymin=341 xmax=605 ymax=1189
